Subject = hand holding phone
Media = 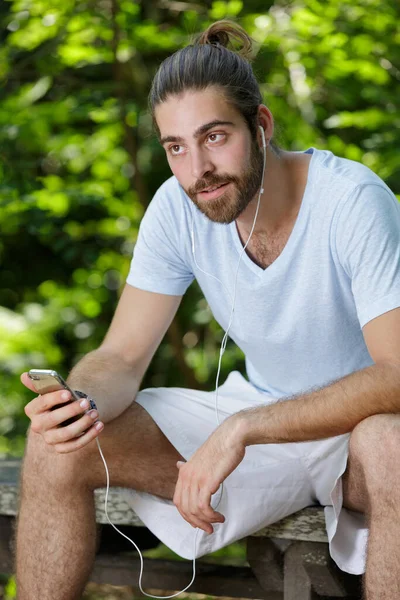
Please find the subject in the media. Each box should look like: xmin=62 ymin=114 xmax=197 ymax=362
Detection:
xmin=21 ymin=369 xmax=104 ymax=453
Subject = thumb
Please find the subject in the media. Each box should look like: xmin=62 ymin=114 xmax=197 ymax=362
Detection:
xmin=20 ymin=372 xmax=38 ymax=393
xmin=176 ymin=460 xmax=185 ymax=469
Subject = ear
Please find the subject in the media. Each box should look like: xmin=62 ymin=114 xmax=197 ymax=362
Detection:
xmin=257 ymin=104 xmax=274 ymax=143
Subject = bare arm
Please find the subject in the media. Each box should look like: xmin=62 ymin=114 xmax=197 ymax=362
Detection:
xmin=238 ymin=307 xmax=400 ymax=446
xmin=172 ymin=308 xmax=400 ymax=532
xmin=65 ymin=284 xmax=182 ymax=423
xmin=239 ymin=362 xmax=400 ymax=445
xmin=22 ymin=284 xmax=181 ymax=452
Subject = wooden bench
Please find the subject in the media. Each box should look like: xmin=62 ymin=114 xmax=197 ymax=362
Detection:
xmin=0 ymin=459 xmax=362 ymax=599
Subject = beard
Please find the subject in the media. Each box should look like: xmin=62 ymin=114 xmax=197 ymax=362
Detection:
xmin=184 ymin=140 xmax=264 ymax=224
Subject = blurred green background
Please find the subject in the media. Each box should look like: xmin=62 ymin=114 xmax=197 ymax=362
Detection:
xmin=0 ymin=0 xmax=399 ymax=597
xmin=1 ymin=0 xmax=399 ymax=457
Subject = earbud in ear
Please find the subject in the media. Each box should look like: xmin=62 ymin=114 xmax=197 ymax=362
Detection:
xmin=259 ymin=125 xmax=266 ymax=149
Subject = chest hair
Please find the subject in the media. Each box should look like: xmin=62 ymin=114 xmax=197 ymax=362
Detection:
xmin=242 ymin=229 xmax=292 ymax=270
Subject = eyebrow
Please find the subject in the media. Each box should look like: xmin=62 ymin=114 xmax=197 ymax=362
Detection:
xmin=159 ymin=120 xmax=235 ymax=146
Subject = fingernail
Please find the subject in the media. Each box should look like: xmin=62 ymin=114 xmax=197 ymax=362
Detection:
xmin=89 ymin=410 xmax=98 ymax=419
xmin=80 ymin=399 xmax=89 ymax=409
xmin=62 ymin=391 xmax=70 ymax=400
xmin=95 ymin=422 xmax=104 ymax=431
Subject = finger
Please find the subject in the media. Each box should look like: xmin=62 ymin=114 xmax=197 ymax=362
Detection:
xmin=44 ymin=410 xmax=100 ymax=445
xmin=188 ymin=484 xmax=214 ymax=534
xmin=199 ymin=488 xmax=225 ymax=522
xmin=43 ymin=396 xmax=91 ymax=430
xmin=21 ymin=372 xmax=38 ymax=393
xmin=174 ymin=476 xmax=207 ymax=532
xmin=190 ymin=517 xmax=214 ymax=534
xmin=180 ymin=481 xmax=192 ymax=524
xmin=26 ymin=393 xmax=67 ymax=422
xmin=53 ymin=421 xmax=104 ymax=454
xmin=174 ymin=482 xmax=214 ymax=533
xmin=41 ymin=390 xmax=75 ymax=411
xmin=189 ymin=479 xmax=201 ymax=520
xmin=27 ymin=390 xmax=75 ymax=418
xmin=27 ymin=392 xmax=80 ymax=427
xmin=179 ymin=500 xmax=214 ymax=533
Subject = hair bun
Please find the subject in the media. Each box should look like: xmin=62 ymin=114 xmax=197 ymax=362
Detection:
xmin=208 ymin=30 xmax=229 ymax=47
xmin=197 ymin=20 xmax=253 ymax=60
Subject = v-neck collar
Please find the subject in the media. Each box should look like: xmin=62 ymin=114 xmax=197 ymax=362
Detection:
xmin=229 ymin=147 xmax=316 ymax=279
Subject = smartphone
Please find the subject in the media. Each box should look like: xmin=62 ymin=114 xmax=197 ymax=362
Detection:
xmin=28 ymin=369 xmax=80 ymax=399
xmin=28 ymin=369 xmax=84 ymax=427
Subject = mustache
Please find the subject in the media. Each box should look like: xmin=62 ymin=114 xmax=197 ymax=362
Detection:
xmin=189 ymin=174 xmax=238 ymax=195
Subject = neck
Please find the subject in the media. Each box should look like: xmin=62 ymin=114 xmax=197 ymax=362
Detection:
xmin=236 ymin=148 xmax=310 ymax=235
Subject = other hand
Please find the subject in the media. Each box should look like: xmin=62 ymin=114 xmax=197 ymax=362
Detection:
xmin=173 ymin=415 xmax=246 ymax=533
xmin=21 ymin=372 xmax=104 ymax=454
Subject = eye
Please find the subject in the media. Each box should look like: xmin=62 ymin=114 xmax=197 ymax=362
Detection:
xmin=168 ymin=144 xmax=184 ymax=156
xmin=207 ymin=133 xmax=225 ymax=144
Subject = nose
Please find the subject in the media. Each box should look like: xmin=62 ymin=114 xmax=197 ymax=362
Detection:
xmin=190 ymin=147 xmax=215 ymax=180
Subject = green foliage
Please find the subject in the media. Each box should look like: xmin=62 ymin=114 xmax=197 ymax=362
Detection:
xmin=0 ymin=0 xmax=399 ymax=459
xmin=143 ymin=539 xmax=246 ymax=563
xmin=4 ymin=574 xmax=16 ymax=599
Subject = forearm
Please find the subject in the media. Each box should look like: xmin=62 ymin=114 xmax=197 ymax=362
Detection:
xmin=239 ymin=362 xmax=400 ymax=446
xmin=66 ymin=347 xmax=143 ymax=423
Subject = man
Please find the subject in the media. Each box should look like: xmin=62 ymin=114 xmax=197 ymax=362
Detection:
xmin=17 ymin=20 xmax=400 ymax=600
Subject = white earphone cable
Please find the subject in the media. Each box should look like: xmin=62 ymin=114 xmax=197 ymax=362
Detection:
xmin=95 ymin=436 xmax=199 ymax=598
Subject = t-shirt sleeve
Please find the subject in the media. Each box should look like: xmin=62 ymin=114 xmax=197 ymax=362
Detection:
xmin=335 ymin=183 xmax=400 ymax=328
xmin=126 ymin=184 xmax=194 ymax=295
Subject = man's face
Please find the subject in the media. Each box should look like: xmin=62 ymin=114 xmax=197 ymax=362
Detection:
xmin=155 ymin=87 xmax=264 ymax=224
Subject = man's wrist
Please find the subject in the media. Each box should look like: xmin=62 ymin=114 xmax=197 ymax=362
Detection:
xmin=233 ymin=407 xmax=267 ymax=447
xmin=225 ymin=411 xmax=254 ymax=447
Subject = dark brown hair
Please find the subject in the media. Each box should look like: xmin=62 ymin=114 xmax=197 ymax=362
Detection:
xmin=149 ymin=20 xmax=280 ymax=153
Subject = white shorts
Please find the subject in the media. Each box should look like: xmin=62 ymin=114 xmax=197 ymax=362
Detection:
xmin=122 ymin=371 xmax=368 ymax=575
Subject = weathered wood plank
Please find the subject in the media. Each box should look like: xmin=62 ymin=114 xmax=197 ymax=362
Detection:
xmin=0 ymin=512 xmax=361 ymax=599
xmin=0 ymin=459 xmax=328 ymax=541
xmin=90 ymin=556 xmax=278 ymax=598
xmin=0 ymin=481 xmax=144 ymax=525
xmin=247 ymin=537 xmax=283 ymax=593
xmin=284 ymin=543 xmax=313 ymax=600
xmin=253 ymin=508 xmax=328 ymax=543
xmin=284 ymin=542 xmax=362 ymax=600
xmin=301 ymin=543 xmax=362 ymax=599
xmin=0 ymin=515 xmax=277 ymax=598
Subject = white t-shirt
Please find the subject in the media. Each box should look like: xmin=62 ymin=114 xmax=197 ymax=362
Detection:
xmin=127 ymin=148 xmax=400 ymax=398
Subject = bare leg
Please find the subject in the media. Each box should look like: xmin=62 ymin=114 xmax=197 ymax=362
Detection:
xmin=15 ymin=402 xmax=183 ymax=600
xmin=343 ymin=414 xmax=400 ymax=599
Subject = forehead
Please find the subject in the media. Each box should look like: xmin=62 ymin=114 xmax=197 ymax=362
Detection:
xmin=155 ymin=87 xmax=245 ymax=140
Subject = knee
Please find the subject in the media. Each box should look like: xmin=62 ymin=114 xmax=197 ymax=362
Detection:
xmin=22 ymin=426 xmax=97 ymax=491
xmin=349 ymin=414 xmax=400 ymax=481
